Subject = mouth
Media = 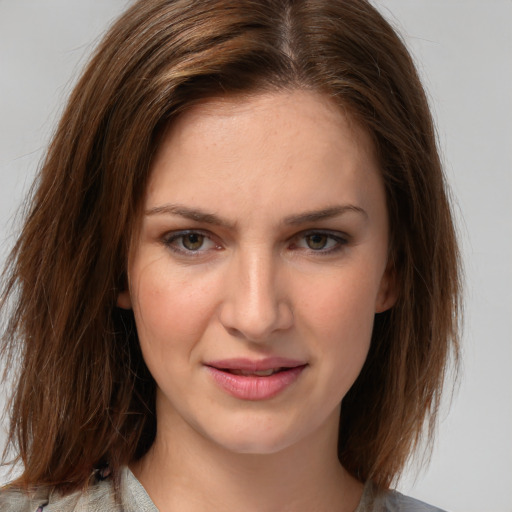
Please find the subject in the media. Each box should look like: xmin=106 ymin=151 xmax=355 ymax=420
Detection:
xmin=204 ymin=358 xmax=307 ymax=400
xmin=219 ymin=367 xmax=293 ymax=377
xmin=205 ymin=357 xmax=307 ymax=375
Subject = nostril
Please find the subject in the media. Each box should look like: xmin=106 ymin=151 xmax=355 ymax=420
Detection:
xmin=217 ymin=269 xmax=294 ymax=341
xmin=219 ymin=302 xmax=293 ymax=343
xmin=225 ymin=326 xmax=243 ymax=339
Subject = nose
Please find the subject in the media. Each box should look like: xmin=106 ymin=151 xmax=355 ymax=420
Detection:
xmin=218 ymin=249 xmax=293 ymax=342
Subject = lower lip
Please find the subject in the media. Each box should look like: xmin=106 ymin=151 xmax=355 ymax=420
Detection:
xmin=205 ymin=365 xmax=307 ymax=401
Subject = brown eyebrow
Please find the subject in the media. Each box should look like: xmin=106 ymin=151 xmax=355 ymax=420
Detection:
xmin=283 ymin=205 xmax=367 ymax=225
xmin=145 ymin=203 xmax=367 ymax=227
xmin=145 ymin=204 xmax=236 ymax=229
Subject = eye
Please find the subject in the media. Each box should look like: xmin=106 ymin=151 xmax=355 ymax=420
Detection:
xmin=182 ymin=232 xmax=206 ymax=251
xmin=304 ymin=233 xmax=332 ymax=250
xmin=292 ymin=231 xmax=348 ymax=254
xmin=163 ymin=230 xmax=219 ymax=254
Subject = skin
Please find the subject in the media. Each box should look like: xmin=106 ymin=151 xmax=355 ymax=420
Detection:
xmin=118 ymin=90 xmax=396 ymax=512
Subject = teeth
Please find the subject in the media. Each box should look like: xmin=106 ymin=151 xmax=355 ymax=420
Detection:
xmin=228 ymin=368 xmax=281 ymax=376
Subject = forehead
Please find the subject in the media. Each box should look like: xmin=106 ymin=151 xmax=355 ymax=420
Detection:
xmin=146 ymin=90 xmax=383 ymax=223
xmin=163 ymin=90 xmax=370 ymax=150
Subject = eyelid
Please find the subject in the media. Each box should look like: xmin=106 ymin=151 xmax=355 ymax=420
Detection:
xmin=162 ymin=229 xmax=221 ymax=255
xmin=160 ymin=228 xmax=349 ymax=257
xmin=290 ymin=229 xmax=349 ymax=254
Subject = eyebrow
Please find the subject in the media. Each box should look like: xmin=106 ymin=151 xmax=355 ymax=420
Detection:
xmin=145 ymin=204 xmax=236 ymax=228
xmin=145 ymin=203 xmax=367 ymax=227
xmin=283 ymin=205 xmax=367 ymax=225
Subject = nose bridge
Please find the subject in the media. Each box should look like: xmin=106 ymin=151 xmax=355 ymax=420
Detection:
xmin=243 ymin=247 xmax=275 ymax=314
xmin=220 ymin=244 xmax=291 ymax=341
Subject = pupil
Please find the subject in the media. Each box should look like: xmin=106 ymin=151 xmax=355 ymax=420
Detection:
xmin=183 ymin=233 xmax=204 ymax=250
xmin=307 ymin=234 xmax=327 ymax=250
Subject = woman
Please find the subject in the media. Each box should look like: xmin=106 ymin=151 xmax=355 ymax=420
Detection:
xmin=0 ymin=0 xmax=460 ymax=510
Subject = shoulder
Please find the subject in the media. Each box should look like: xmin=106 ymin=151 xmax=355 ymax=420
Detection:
xmin=358 ymin=482 xmax=449 ymax=512
xmin=0 ymin=485 xmax=47 ymax=512
xmin=0 ymin=474 xmax=119 ymax=512
xmin=382 ymin=489 xmax=449 ymax=512
xmin=0 ymin=467 xmax=156 ymax=512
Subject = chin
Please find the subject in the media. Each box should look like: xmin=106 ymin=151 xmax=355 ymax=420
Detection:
xmin=199 ymin=416 xmax=309 ymax=457
xmin=215 ymin=435 xmax=295 ymax=457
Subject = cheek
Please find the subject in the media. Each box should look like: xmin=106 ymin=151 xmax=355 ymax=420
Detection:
xmin=129 ymin=258 xmax=218 ymax=362
xmin=297 ymin=268 xmax=379 ymax=382
xmin=301 ymin=266 xmax=379 ymax=336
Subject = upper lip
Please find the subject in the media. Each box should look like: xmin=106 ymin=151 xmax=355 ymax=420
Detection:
xmin=205 ymin=357 xmax=307 ymax=372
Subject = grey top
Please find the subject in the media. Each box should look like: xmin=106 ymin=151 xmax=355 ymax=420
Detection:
xmin=0 ymin=467 xmax=447 ymax=511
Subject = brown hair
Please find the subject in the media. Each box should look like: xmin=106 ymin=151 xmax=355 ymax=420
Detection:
xmin=1 ymin=0 xmax=460 ymax=493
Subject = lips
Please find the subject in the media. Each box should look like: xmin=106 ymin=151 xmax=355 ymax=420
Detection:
xmin=204 ymin=358 xmax=307 ymax=400
xmin=225 ymin=368 xmax=284 ymax=377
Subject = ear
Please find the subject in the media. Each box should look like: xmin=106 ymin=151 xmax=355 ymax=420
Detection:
xmin=116 ymin=289 xmax=132 ymax=310
xmin=375 ymin=262 xmax=398 ymax=313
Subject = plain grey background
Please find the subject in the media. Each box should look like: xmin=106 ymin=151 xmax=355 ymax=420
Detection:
xmin=0 ymin=1 xmax=511 ymax=511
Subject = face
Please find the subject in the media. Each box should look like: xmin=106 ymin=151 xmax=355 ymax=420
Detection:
xmin=118 ymin=90 xmax=396 ymax=456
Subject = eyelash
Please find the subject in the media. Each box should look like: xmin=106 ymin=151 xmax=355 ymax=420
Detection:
xmin=161 ymin=230 xmax=349 ymax=256
xmin=291 ymin=231 xmax=348 ymax=255
xmin=162 ymin=230 xmax=221 ymax=256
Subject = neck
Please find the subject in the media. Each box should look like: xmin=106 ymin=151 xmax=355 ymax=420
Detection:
xmin=131 ymin=404 xmax=363 ymax=512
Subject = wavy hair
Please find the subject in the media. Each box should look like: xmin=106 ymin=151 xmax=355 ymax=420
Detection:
xmin=1 ymin=0 xmax=461 ymax=493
